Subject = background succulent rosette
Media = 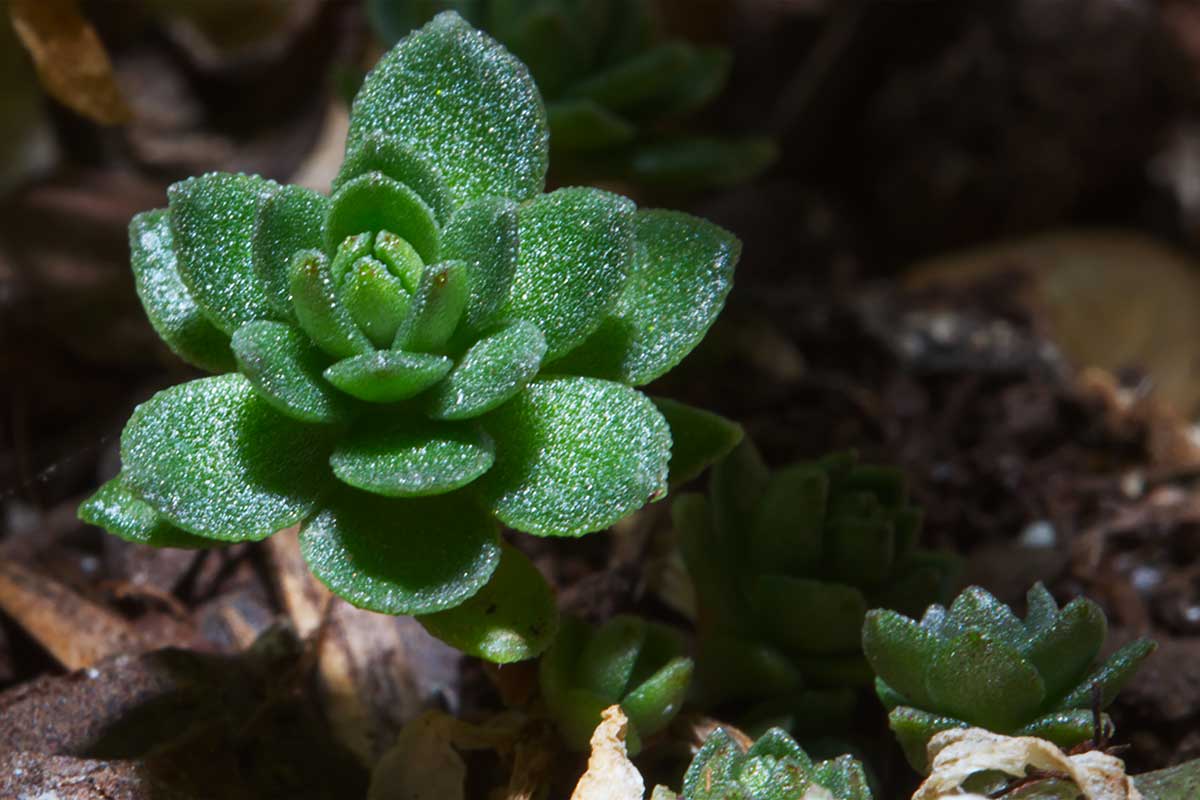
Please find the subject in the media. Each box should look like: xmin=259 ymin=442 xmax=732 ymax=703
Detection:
xmin=80 ymin=12 xmax=742 ymax=663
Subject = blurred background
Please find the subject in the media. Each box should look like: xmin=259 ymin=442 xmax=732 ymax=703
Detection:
xmin=3 ymin=0 xmax=1200 ymax=796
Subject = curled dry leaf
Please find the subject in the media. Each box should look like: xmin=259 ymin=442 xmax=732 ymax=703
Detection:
xmin=915 ymin=728 xmax=1142 ymax=800
xmin=570 ymin=705 xmax=645 ymax=800
xmin=9 ymin=0 xmax=132 ymax=124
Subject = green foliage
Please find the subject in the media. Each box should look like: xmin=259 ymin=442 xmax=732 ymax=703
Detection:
xmin=863 ymin=583 xmax=1157 ymax=772
xmin=652 ymin=727 xmax=872 ymax=800
xmin=676 ymin=440 xmax=957 ymax=729
xmin=367 ymin=0 xmax=776 ymax=188
xmin=538 ymin=615 xmax=693 ymax=754
xmin=79 ymin=12 xmax=740 ymax=663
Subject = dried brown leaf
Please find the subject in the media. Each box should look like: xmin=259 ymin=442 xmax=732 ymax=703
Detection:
xmin=570 ymin=706 xmax=645 ymax=800
xmin=368 ymin=712 xmax=466 ymax=800
xmin=9 ymin=0 xmax=131 ymax=124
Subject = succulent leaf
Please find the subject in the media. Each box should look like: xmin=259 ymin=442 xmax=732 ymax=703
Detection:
xmin=253 ymin=184 xmax=329 ymax=321
xmin=866 ymin=584 xmax=1156 ymax=772
xmin=500 ymin=186 xmax=635 ymax=360
xmin=348 ymin=11 xmax=549 ymax=205
xmin=168 ymin=172 xmax=280 ymax=334
xmin=417 ymin=541 xmax=557 ymax=662
xmin=79 ymin=475 xmax=215 ymax=549
xmin=232 ymin=321 xmax=348 ymax=424
xmin=325 ymin=171 xmax=440 ymax=264
xmin=650 ymin=398 xmax=743 ymax=488
xmin=538 ymin=614 xmax=691 ymax=755
xmin=926 ymin=630 xmax=1047 ymax=732
xmin=1025 ymin=597 xmax=1107 ymax=702
xmin=426 ymin=320 xmax=546 ymax=420
xmin=552 ymin=209 xmax=740 ymax=386
xmin=289 ymin=249 xmax=374 ymax=359
xmin=1053 ymin=638 xmax=1157 ymax=711
xmin=331 ymin=416 xmax=495 ymax=497
xmin=394 ymin=260 xmax=470 ymax=352
xmin=481 ymin=377 xmax=671 ymax=537
xmin=300 ymin=488 xmax=499 ymax=615
xmin=129 ymin=209 xmax=235 ymax=373
xmin=440 ymin=196 xmax=519 ymax=333
xmin=324 ymin=350 xmax=453 ymax=403
xmin=121 ymin=374 xmax=335 ymax=541
xmin=676 ymin=727 xmax=872 ymax=800
xmin=334 ymin=131 xmax=454 ymax=225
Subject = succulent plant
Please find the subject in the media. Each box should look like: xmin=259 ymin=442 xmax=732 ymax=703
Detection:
xmin=539 ymin=615 xmax=693 ymax=754
xmin=367 ymin=0 xmax=776 ymax=188
xmin=651 ymin=727 xmax=872 ymax=800
xmin=78 ymin=12 xmax=741 ymax=663
xmin=863 ymin=583 xmax=1157 ymax=772
xmin=674 ymin=440 xmax=956 ymax=727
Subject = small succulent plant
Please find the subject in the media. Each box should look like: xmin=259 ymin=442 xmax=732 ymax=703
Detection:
xmin=79 ymin=12 xmax=740 ymax=663
xmin=539 ymin=615 xmax=693 ymax=754
xmin=674 ymin=441 xmax=956 ymax=726
xmin=651 ymin=727 xmax=873 ymax=800
xmin=368 ymin=0 xmax=775 ymax=189
xmin=863 ymin=583 xmax=1157 ymax=772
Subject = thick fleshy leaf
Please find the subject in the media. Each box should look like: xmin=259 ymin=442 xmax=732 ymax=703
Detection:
xmin=299 ymin=488 xmax=500 ymax=615
xmin=620 ymin=656 xmax=692 ymax=738
xmin=79 ymin=475 xmax=215 ymax=548
xmin=811 ymin=754 xmax=873 ymax=800
xmin=121 ymin=374 xmax=335 ymax=541
xmin=339 ymin=256 xmax=413 ymax=347
xmin=1053 ymin=638 xmax=1156 ymax=711
xmin=252 ymin=184 xmax=329 ymax=321
xmin=747 ymin=575 xmax=866 ymax=656
xmin=347 ymin=11 xmax=548 ymax=206
xmin=1024 ymin=582 xmax=1061 ymax=637
xmin=331 ymin=417 xmax=494 ymax=497
xmin=675 ymin=493 xmax=742 ymax=633
xmin=128 ymin=209 xmax=234 ymax=373
xmin=682 ymin=728 xmax=742 ymax=796
xmin=651 ymin=398 xmax=742 ymax=488
xmin=324 ymin=171 xmax=440 ymax=264
xmin=480 ymin=377 xmax=670 ymax=537
xmin=577 ymin=616 xmax=647 ymax=702
xmin=555 ymin=687 xmax=621 ymax=753
xmin=1026 ymin=598 xmax=1106 ymax=702
xmin=926 ymin=630 xmax=1046 ymax=731
xmin=418 ymin=542 xmax=557 ymax=663
xmin=498 ymin=187 xmax=635 ymax=360
xmin=1016 ymin=711 xmax=1097 ymax=749
xmin=324 ymin=350 xmax=453 ymax=403
xmin=441 ymin=197 xmax=518 ymax=333
xmin=709 ymin=438 xmax=769 ymax=551
xmin=862 ymin=609 xmax=942 ymax=710
xmin=334 ymin=131 xmax=454 ymax=225
xmin=231 ymin=321 xmax=346 ymax=424
xmin=547 ymin=99 xmax=635 ymax=152
xmin=168 ymin=172 xmax=278 ymax=333
xmin=393 ymin=261 xmax=470 ymax=353
xmin=888 ymin=707 xmax=969 ymax=774
xmin=947 ymin=586 xmax=1030 ymax=651
xmin=289 ymin=249 xmax=373 ymax=359
xmin=746 ymin=464 xmax=826 ymax=576
xmin=426 ymin=321 xmax=546 ymax=420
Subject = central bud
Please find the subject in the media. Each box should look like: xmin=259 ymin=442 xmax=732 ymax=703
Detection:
xmin=331 ymin=231 xmax=424 ymax=348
